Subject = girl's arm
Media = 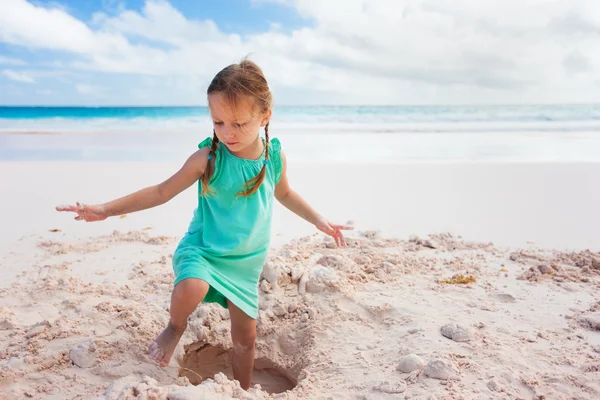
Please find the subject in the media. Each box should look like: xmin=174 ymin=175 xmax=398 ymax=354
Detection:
xmin=274 ymin=151 xmax=352 ymax=247
xmin=56 ymin=148 xmax=210 ymax=221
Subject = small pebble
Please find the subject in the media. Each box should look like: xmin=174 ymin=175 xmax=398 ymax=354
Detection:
xmin=25 ymin=324 xmax=47 ymax=339
xmin=0 ymin=319 xmax=15 ymax=330
xmin=421 ymin=239 xmax=438 ymax=249
xmin=493 ymin=293 xmax=516 ymax=303
xmin=372 ymin=380 xmax=407 ymax=394
xmin=423 ymin=359 xmax=458 ymax=380
xmin=287 ymin=301 xmax=298 ymax=313
xmin=397 ymin=354 xmax=425 ymax=373
xmin=487 ymin=380 xmax=500 ymax=392
xmin=537 ymin=332 xmax=547 ymax=339
xmin=441 ymin=323 xmax=473 ymax=342
xmin=69 ymin=340 xmax=97 ymax=368
xmin=259 ymin=279 xmax=272 ymax=293
xmin=272 ymin=303 xmax=287 ymax=317
xmin=538 ymin=265 xmax=553 ymax=274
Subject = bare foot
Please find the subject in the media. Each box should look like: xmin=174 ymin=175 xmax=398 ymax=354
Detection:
xmin=149 ymin=322 xmax=186 ymax=367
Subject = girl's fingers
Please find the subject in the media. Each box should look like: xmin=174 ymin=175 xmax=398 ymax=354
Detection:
xmin=339 ymin=232 xmax=347 ymax=247
xmin=74 ymin=216 xmax=82 ymax=221
xmin=56 ymin=205 xmax=76 ymax=212
xmin=318 ymin=222 xmax=351 ymax=247
xmin=336 ymin=231 xmax=345 ymax=247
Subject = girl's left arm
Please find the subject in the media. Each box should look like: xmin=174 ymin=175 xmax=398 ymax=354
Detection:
xmin=274 ymin=151 xmax=353 ymax=247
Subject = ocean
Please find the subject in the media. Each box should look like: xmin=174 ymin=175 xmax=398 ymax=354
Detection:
xmin=1 ymin=105 xmax=600 ymax=163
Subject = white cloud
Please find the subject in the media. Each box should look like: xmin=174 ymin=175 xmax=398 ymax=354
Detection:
xmin=76 ymin=83 xmax=106 ymax=95
xmin=0 ymin=0 xmax=599 ymax=104
xmin=0 ymin=56 xmax=27 ymax=66
xmin=2 ymin=69 xmax=35 ymax=83
xmin=92 ymin=1 xmax=231 ymax=47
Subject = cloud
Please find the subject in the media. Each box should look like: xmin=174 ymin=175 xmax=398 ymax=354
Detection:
xmin=75 ymin=83 xmax=106 ymax=95
xmin=0 ymin=0 xmax=599 ymax=105
xmin=0 ymin=56 xmax=27 ymax=66
xmin=2 ymin=69 xmax=35 ymax=83
xmin=92 ymin=1 xmax=232 ymax=47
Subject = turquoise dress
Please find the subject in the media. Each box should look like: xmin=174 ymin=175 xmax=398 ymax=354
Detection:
xmin=172 ymin=137 xmax=282 ymax=319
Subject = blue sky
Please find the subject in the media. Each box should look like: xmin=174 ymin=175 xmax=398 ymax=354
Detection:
xmin=1 ymin=0 xmax=599 ymax=105
xmin=30 ymin=0 xmax=308 ymax=34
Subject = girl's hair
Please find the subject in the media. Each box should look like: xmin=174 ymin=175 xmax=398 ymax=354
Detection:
xmin=201 ymin=59 xmax=273 ymax=197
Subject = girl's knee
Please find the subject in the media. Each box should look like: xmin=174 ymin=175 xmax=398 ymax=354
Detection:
xmin=173 ymin=278 xmax=209 ymax=299
xmin=233 ymin=333 xmax=256 ymax=354
xmin=232 ymin=326 xmax=257 ymax=352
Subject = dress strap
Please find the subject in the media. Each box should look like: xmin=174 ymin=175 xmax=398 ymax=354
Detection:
xmin=198 ymin=137 xmax=213 ymax=149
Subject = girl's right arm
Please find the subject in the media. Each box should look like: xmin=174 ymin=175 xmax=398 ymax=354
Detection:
xmin=56 ymin=147 xmax=210 ymax=222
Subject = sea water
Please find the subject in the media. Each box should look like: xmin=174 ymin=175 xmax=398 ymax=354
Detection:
xmin=1 ymin=104 xmax=599 ymax=163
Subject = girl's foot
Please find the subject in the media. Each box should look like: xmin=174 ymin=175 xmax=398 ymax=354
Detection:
xmin=148 ymin=322 xmax=186 ymax=367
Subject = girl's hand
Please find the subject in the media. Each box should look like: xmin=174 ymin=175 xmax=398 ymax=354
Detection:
xmin=315 ymin=217 xmax=353 ymax=247
xmin=55 ymin=202 xmax=108 ymax=222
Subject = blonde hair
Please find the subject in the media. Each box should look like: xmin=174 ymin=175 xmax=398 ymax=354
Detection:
xmin=201 ymin=59 xmax=273 ymax=197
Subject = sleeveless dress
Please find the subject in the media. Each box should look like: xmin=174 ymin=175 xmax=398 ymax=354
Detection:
xmin=172 ymin=137 xmax=283 ymax=319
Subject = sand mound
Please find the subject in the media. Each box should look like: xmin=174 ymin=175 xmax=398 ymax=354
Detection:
xmin=1 ymin=231 xmax=599 ymax=399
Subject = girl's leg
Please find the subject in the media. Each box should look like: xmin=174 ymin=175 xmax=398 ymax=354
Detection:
xmin=226 ymin=299 xmax=257 ymax=390
xmin=149 ymin=278 xmax=210 ymax=367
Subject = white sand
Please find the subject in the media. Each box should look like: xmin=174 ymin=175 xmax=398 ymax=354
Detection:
xmin=1 ymin=162 xmax=599 ymax=399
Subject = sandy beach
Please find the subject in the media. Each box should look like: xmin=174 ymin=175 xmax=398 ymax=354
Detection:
xmin=0 ymin=161 xmax=599 ymax=399
xmin=2 ymin=0 xmax=600 ymax=397
xmin=3 ymin=0 xmax=600 ymax=396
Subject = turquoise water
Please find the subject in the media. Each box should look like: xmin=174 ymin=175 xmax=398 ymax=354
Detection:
xmin=1 ymin=104 xmax=600 ymax=124
xmin=0 ymin=106 xmax=209 ymax=120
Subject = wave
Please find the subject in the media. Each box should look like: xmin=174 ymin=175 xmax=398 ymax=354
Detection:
xmin=2 ymin=117 xmax=600 ymax=134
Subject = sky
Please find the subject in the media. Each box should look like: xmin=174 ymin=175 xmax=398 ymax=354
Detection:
xmin=0 ymin=0 xmax=599 ymax=106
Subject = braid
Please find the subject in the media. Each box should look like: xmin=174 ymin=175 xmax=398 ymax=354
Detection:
xmin=264 ymin=122 xmax=270 ymax=162
xmin=200 ymin=131 xmax=219 ymax=196
xmin=238 ymin=123 xmax=269 ymax=197
xmin=210 ymin=131 xmax=219 ymax=157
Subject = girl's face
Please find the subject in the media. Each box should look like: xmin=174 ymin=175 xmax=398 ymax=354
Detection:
xmin=208 ymin=92 xmax=271 ymax=153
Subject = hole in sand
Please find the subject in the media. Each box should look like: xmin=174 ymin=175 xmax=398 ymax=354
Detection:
xmin=180 ymin=343 xmax=297 ymax=394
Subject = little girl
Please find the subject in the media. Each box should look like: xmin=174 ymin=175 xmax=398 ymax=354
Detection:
xmin=56 ymin=59 xmax=351 ymax=390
